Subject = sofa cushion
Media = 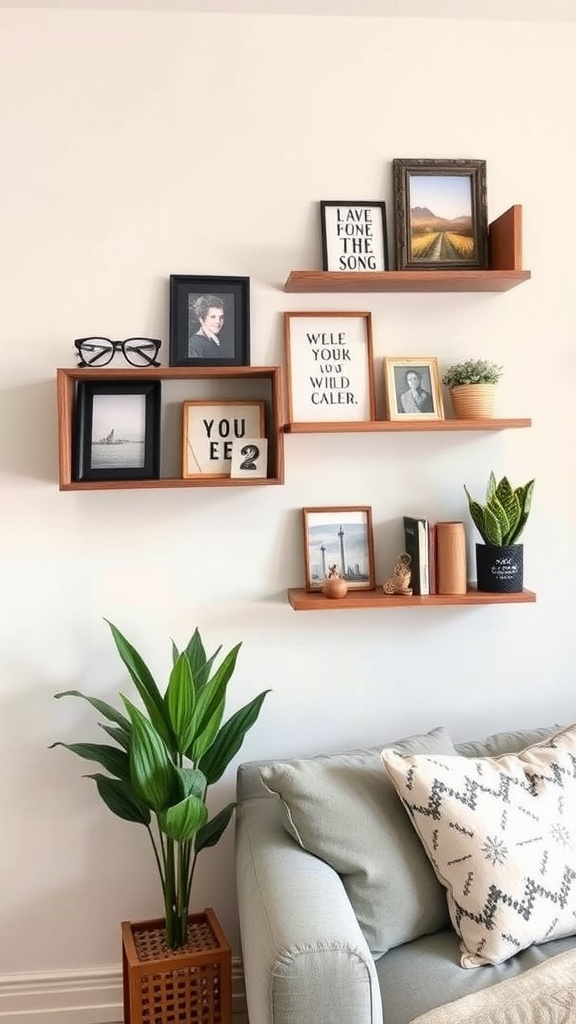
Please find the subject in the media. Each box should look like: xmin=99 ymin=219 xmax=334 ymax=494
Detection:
xmin=259 ymin=726 xmax=455 ymax=956
xmin=381 ymin=723 xmax=576 ymax=968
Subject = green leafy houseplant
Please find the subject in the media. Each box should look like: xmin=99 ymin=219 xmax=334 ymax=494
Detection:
xmin=50 ymin=621 xmax=269 ymax=950
xmin=442 ymin=359 xmax=504 ymax=388
xmin=464 ymin=472 xmax=535 ymax=546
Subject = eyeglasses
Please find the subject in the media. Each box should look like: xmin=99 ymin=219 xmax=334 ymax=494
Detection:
xmin=74 ymin=337 xmax=162 ymax=368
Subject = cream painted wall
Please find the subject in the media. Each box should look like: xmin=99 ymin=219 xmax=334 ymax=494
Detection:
xmin=0 ymin=7 xmax=575 ymax=984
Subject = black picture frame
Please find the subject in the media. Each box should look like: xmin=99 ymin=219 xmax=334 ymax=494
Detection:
xmin=320 ymin=201 xmax=389 ymax=272
xmin=392 ymin=159 xmax=488 ymax=271
xmin=169 ymin=274 xmax=250 ymax=367
xmin=73 ymin=380 xmax=161 ymax=482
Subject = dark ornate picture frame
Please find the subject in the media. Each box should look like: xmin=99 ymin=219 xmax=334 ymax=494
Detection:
xmin=392 ymin=159 xmax=488 ymax=270
xmin=73 ymin=380 xmax=161 ymax=482
xmin=169 ymin=274 xmax=250 ymax=367
xmin=320 ymin=200 xmax=389 ymax=272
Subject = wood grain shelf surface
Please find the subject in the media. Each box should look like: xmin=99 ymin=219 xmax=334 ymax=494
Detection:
xmin=56 ymin=365 xmax=285 ymax=490
xmin=285 ymin=206 xmax=529 ymax=294
xmin=287 ymin=587 xmax=537 ymax=611
xmin=283 ymin=418 xmax=531 ymax=434
xmin=284 ymin=269 xmax=531 ymax=293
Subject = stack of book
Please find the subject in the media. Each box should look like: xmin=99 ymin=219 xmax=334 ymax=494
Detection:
xmin=403 ymin=516 xmax=468 ymax=596
xmin=403 ymin=516 xmax=436 ymax=596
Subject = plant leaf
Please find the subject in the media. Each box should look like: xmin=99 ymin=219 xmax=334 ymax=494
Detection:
xmin=54 ymin=689 xmax=131 ymax=731
xmin=165 ymin=653 xmax=197 ymax=754
xmin=199 ymin=690 xmax=270 ymax=784
xmin=195 ymin=802 xmax=235 ymax=853
xmin=159 ymin=794 xmax=208 ymax=842
xmin=173 ymin=766 xmax=206 ymax=800
xmin=482 ymin=505 xmax=504 ymax=545
xmin=105 ymin=620 xmax=175 ymax=754
xmin=98 ymin=722 xmax=131 ymax=751
xmin=86 ymin=773 xmax=151 ymax=824
xmin=486 ymin=471 xmax=497 ymax=503
xmin=508 ymin=479 xmax=535 ymax=543
xmin=122 ymin=697 xmax=174 ymax=812
xmin=49 ymin=741 xmax=130 ymax=779
xmin=187 ymin=643 xmax=241 ymax=761
xmin=184 ymin=628 xmax=222 ymax=692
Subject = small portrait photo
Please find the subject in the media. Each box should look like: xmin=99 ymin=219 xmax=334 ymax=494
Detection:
xmin=302 ymin=506 xmax=376 ymax=592
xmin=169 ymin=275 xmax=250 ymax=367
xmin=384 ymin=357 xmax=444 ymax=422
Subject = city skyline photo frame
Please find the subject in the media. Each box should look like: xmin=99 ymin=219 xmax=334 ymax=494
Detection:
xmin=73 ymin=380 xmax=161 ymax=482
xmin=302 ymin=506 xmax=376 ymax=592
xmin=320 ymin=200 xmax=389 ymax=272
xmin=182 ymin=399 xmax=265 ymax=479
xmin=284 ymin=311 xmax=376 ymax=424
xmin=169 ymin=274 xmax=250 ymax=367
xmin=384 ymin=356 xmax=445 ymax=422
xmin=392 ymin=159 xmax=488 ymax=271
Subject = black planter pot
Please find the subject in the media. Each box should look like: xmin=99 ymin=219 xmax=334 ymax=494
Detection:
xmin=476 ymin=543 xmax=524 ymax=593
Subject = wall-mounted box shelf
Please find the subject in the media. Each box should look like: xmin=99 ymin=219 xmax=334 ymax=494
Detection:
xmin=283 ymin=418 xmax=531 ymax=434
xmin=285 ymin=206 xmax=530 ymax=293
xmin=287 ymin=587 xmax=537 ymax=611
xmin=57 ymin=365 xmax=284 ymax=491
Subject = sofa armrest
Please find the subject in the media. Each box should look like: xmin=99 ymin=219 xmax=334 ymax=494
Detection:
xmin=235 ymin=796 xmax=382 ymax=1024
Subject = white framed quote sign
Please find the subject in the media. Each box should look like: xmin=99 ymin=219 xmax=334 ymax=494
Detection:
xmin=284 ymin=311 xmax=376 ymax=424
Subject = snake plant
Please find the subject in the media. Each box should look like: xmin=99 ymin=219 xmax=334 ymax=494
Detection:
xmin=464 ymin=472 xmax=535 ymax=546
xmin=50 ymin=621 xmax=269 ymax=949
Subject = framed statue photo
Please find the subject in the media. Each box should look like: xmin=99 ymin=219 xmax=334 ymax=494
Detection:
xmin=302 ymin=506 xmax=376 ymax=592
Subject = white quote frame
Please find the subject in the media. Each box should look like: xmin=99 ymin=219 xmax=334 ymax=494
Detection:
xmin=284 ymin=311 xmax=376 ymax=424
xmin=320 ymin=200 xmax=389 ymax=272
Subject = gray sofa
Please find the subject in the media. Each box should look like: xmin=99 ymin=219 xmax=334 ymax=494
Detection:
xmin=235 ymin=723 xmax=576 ymax=1024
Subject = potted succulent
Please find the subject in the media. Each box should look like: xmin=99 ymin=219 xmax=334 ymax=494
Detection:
xmin=51 ymin=620 xmax=269 ymax=1024
xmin=442 ymin=359 xmax=503 ymax=419
xmin=464 ymin=472 xmax=535 ymax=592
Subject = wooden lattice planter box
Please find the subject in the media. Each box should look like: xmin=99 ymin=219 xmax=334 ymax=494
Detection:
xmin=122 ymin=908 xmax=232 ymax=1024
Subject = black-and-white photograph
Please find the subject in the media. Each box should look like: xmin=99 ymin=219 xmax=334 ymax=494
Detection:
xmin=169 ymin=275 xmax=250 ymax=367
xmin=302 ymin=506 xmax=376 ymax=591
xmin=73 ymin=381 xmax=161 ymax=482
xmin=384 ymin=357 xmax=444 ymax=421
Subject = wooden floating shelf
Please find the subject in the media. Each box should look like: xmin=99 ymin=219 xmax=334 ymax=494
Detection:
xmin=285 ymin=206 xmax=530 ymax=293
xmin=284 ymin=418 xmax=531 ymax=434
xmin=284 ymin=269 xmax=531 ymax=294
xmin=287 ymin=587 xmax=537 ymax=611
xmin=56 ymin=365 xmax=285 ymax=490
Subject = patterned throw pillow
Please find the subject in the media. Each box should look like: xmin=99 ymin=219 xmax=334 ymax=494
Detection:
xmin=381 ymin=723 xmax=576 ymax=968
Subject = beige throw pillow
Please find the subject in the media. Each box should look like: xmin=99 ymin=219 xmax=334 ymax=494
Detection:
xmin=260 ymin=727 xmax=455 ymax=956
xmin=381 ymin=723 xmax=576 ymax=967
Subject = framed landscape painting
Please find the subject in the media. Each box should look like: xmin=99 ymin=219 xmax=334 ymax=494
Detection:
xmin=392 ymin=159 xmax=488 ymax=270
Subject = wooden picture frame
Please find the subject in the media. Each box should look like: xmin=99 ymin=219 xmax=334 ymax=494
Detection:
xmin=73 ymin=380 xmax=161 ymax=482
xmin=383 ymin=357 xmax=444 ymax=421
xmin=169 ymin=274 xmax=250 ymax=367
xmin=320 ymin=200 xmax=389 ymax=272
xmin=302 ymin=506 xmax=376 ymax=591
xmin=392 ymin=159 xmax=488 ymax=270
xmin=284 ymin=311 xmax=376 ymax=424
xmin=182 ymin=400 xmax=265 ymax=479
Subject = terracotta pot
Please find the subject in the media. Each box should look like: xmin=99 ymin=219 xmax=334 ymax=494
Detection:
xmin=449 ymin=383 xmax=496 ymax=419
xmin=121 ymin=909 xmax=231 ymax=1024
xmin=322 ymin=577 xmax=349 ymax=599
